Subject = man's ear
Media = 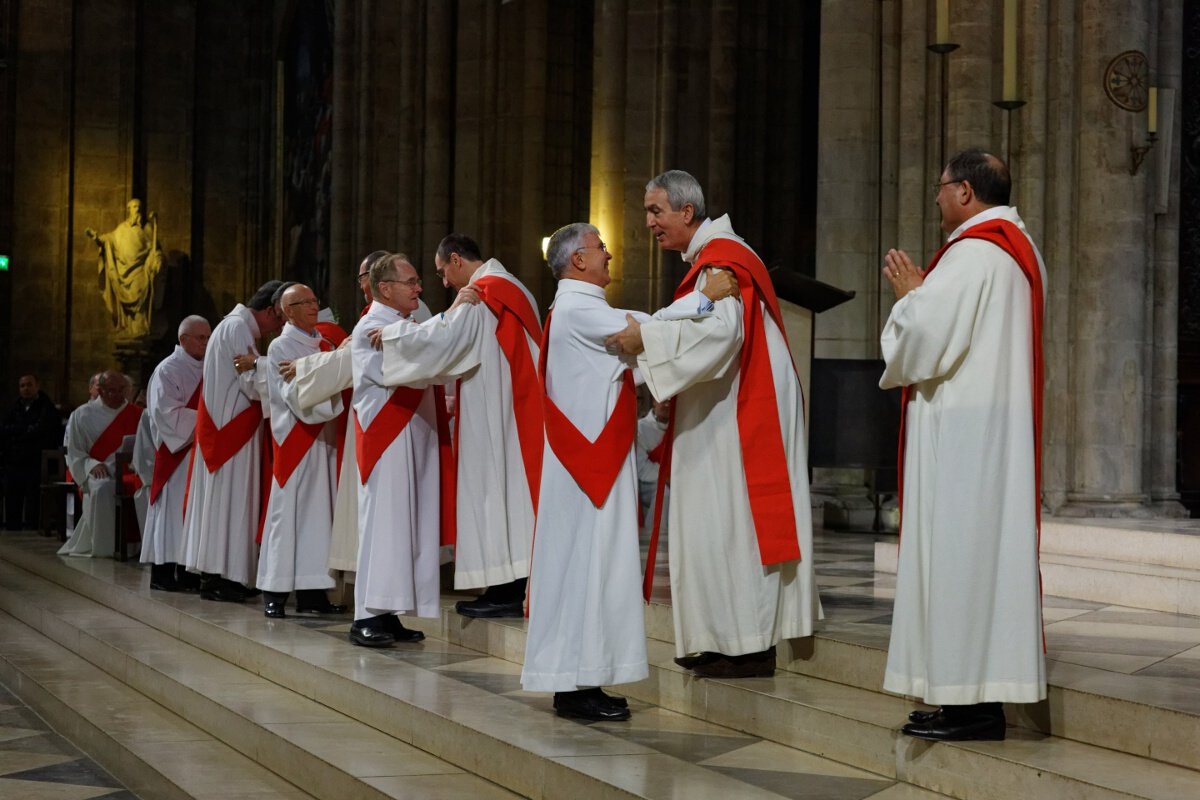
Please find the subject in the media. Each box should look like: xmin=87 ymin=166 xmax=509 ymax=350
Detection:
xmin=682 ymin=203 xmax=695 ymax=225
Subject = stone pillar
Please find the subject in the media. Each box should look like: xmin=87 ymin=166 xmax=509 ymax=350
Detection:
xmin=1060 ymin=0 xmax=1152 ymax=515
xmin=1148 ymin=0 xmax=1187 ymax=515
xmin=590 ymin=0 xmax=628 ymax=305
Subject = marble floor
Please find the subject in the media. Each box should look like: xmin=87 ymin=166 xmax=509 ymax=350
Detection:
xmin=4 ymin=525 xmax=1200 ymax=799
xmin=0 ymin=679 xmax=138 ymax=800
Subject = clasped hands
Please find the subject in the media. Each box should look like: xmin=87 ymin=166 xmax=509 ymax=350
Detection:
xmin=882 ymin=249 xmax=925 ymax=300
xmin=604 ymin=266 xmax=737 ymax=356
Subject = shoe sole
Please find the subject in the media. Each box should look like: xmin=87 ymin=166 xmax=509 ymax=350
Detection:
xmin=555 ymin=708 xmax=631 ymax=722
xmin=348 ymin=634 xmax=395 ymax=648
xmin=456 ymin=607 xmax=523 ymax=618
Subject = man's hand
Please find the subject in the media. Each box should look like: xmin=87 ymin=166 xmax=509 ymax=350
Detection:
xmin=652 ymin=399 xmax=670 ymax=424
xmin=90 ymin=463 xmax=110 ymax=479
xmin=279 ymin=360 xmax=297 ymax=383
xmin=367 ymin=327 xmax=384 ymax=351
xmin=604 ymin=314 xmax=644 ymax=356
xmin=883 ymin=248 xmax=925 ymax=300
xmin=700 ymin=267 xmax=738 ymax=302
xmin=337 ymin=336 xmax=352 ymax=350
xmin=233 ymin=348 xmax=257 ymax=374
xmin=449 ymin=285 xmax=482 ymax=312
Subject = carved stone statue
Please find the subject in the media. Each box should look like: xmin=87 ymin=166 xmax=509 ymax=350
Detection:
xmin=86 ymin=198 xmax=164 ymax=339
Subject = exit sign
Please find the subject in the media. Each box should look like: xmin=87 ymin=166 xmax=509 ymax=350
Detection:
xmin=0 ymin=255 xmax=8 ymax=271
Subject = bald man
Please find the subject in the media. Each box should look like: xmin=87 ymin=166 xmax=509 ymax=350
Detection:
xmin=59 ymin=371 xmax=143 ymax=557
xmin=140 ymin=315 xmax=210 ymax=590
xmin=257 ymin=284 xmax=347 ymax=617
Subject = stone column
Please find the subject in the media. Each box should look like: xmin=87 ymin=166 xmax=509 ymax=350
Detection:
xmin=1148 ymin=0 xmax=1187 ymax=515
xmin=1060 ymin=0 xmax=1152 ymax=515
xmin=590 ymin=0 xmax=628 ymax=305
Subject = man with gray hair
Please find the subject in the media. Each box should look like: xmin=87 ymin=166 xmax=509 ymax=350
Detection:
xmin=139 ymin=314 xmax=210 ymax=591
xmin=59 ymin=370 xmax=143 ymax=558
xmin=606 ymin=169 xmax=820 ymax=679
xmin=347 ymin=254 xmax=442 ymax=647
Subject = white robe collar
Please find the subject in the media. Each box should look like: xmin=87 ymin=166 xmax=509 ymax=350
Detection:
xmin=682 ymin=214 xmax=748 ymax=263
xmin=947 ymin=205 xmax=1026 ymax=243
xmin=551 ymin=278 xmax=606 ymax=309
xmin=279 ymin=322 xmax=323 ymax=352
xmin=228 ymin=304 xmax=261 ymax=339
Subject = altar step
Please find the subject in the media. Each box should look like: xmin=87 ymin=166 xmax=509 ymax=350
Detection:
xmin=0 ymin=537 xmax=1196 ymax=800
xmin=873 ymin=516 xmax=1200 ymax=616
xmin=0 ymin=539 xmax=949 ymax=800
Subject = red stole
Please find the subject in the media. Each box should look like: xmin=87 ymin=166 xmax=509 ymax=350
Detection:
xmin=896 ymin=218 xmax=1045 ymax=538
xmin=538 ymin=310 xmax=637 ymax=508
xmin=89 ymin=403 xmax=145 ymax=495
xmin=195 ymin=394 xmax=263 ymax=473
xmin=644 ymin=238 xmax=802 ymax=596
xmin=354 ymin=388 xmax=424 ymax=483
xmin=475 ymin=275 xmax=544 ymax=513
xmin=149 ymin=382 xmax=202 ymax=504
xmin=271 ymin=333 xmax=345 ymax=488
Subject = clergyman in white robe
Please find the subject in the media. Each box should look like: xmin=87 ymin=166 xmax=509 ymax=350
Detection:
xmin=636 ymin=215 xmax=822 ymax=663
xmin=59 ymin=378 xmax=142 ymax=558
xmin=380 ymin=258 xmax=539 ymax=594
xmin=521 ymin=278 xmax=649 ymax=694
xmin=257 ymin=322 xmax=342 ymax=600
xmin=139 ymin=344 xmax=203 ymax=573
xmin=352 ymin=302 xmax=441 ymax=624
xmin=880 ymin=204 xmax=1047 ymax=707
xmin=181 ymin=304 xmax=270 ymax=589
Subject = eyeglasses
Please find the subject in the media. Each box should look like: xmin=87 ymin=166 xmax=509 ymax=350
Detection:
xmin=932 ymin=179 xmax=962 ymax=194
xmin=287 ymin=298 xmax=320 ymax=308
xmin=357 ymin=271 xmax=370 ymax=280
xmin=379 ymin=278 xmax=422 ymax=288
xmin=576 ymin=242 xmax=609 ymax=254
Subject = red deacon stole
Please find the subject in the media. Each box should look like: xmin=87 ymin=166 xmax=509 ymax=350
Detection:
xmin=195 ymin=394 xmax=263 ymax=473
xmin=88 ymin=403 xmax=145 ymax=496
xmin=538 ymin=310 xmax=637 ymax=508
xmin=475 ymin=275 xmax=545 ymax=513
xmin=149 ymin=382 xmax=202 ymax=504
xmin=273 ymin=334 xmax=341 ymax=488
xmin=354 ymin=387 xmax=425 ymax=483
xmin=897 ymin=218 xmax=1045 ymax=539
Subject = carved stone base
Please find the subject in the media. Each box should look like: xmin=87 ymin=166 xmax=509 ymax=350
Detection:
xmin=1056 ymin=494 xmax=1155 ymax=519
xmin=112 ymin=336 xmax=154 ymax=391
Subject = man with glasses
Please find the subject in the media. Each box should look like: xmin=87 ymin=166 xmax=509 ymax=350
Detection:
xmin=182 ymin=280 xmax=286 ymax=602
xmin=257 ymin=283 xmax=348 ymax=618
xmin=880 ymin=149 xmax=1047 ymax=741
xmin=375 ymin=233 xmax=541 ymax=619
xmin=606 ymin=169 xmax=819 ymax=680
xmin=139 ymin=315 xmax=210 ymax=590
xmin=347 ymin=254 xmax=442 ymax=647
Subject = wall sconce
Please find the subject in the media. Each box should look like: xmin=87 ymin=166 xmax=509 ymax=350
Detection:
xmin=541 ymin=236 xmax=550 ymax=261
xmin=1130 ymin=87 xmax=1157 ymax=176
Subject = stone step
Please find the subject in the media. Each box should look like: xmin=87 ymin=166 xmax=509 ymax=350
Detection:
xmin=0 ymin=609 xmax=319 ymax=800
xmin=1041 ymin=518 xmax=1200 ymax=570
xmin=6 ymin=537 xmax=1198 ymax=800
xmin=0 ymin=559 xmax=521 ymax=800
xmin=0 ymin=540 xmax=939 ymax=800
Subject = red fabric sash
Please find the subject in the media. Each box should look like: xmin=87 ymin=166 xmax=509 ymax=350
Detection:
xmin=896 ymin=218 xmax=1045 ymax=538
xmin=475 ymin=275 xmax=544 ymax=513
xmin=434 ymin=384 xmax=457 ymax=547
xmin=315 ymin=320 xmax=349 ymax=347
xmin=149 ymin=382 xmax=202 ymax=504
xmin=272 ymin=419 xmax=325 ymax=487
xmin=89 ymin=403 xmax=143 ymax=463
xmin=354 ymin=387 xmax=425 ymax=483
xmin=538 ymin=310 xmax=637 ymax=508
xmin=647 ymin=437 xmax=667 ymax=464
xmin=195 ymin=394 xmax=263 ymax=473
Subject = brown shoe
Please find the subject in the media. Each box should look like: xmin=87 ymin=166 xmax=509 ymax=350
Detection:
xmin=690 ymin=647 xmax=776 ymax=678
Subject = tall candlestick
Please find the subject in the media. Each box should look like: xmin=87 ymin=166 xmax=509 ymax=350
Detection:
xmin=1148 ymin=87 xmax=1158 ymax=134
xmin=1003 ymin=0 xmax=1018 ymax=101
xmin=936 ymin=0 xmax=949 ymax=44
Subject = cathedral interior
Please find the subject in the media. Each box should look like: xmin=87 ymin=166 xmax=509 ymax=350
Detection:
xmin=1 ymin=1 xmax=1199 ymax=798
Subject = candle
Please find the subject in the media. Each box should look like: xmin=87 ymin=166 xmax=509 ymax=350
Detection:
xmin=1148 ymin=87 xmax=1157 ymax=134
xmin=936 ymin=0 xmax=949 ymax=44
xmin=1003 ymin=0 xmax=1018 ymax=100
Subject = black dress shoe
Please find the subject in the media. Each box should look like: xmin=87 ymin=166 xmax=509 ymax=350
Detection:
xmin=674 ymin=651 xmax=721 ymax=669
xmin=454 ymin=597 xmax=523 ymax=618
xmin=553 ymin=690 xmax=631 ymax=722
xmin=264 ymin=601 xmax=287 ymax=618
xmin=690 ymin=647 xmax=776 ymax=679
xmin=294 ymin=590 xmax=347 ymax=614
xmin=349 ymin=621 xmax=396 ymax=648
xmin=902 ymin=706 xmax=1006 ymax=741
xmin=381 ymin=614 xmax=425 ymax=642
xmin=908 ymin=707 xmax=940 ymax=724
xmin=175 ymin=570 xmax=202 ymax=593
xmin=150 ymin=564 xmax=180 ymax=591
xmin=200 ymin=579 xmax=246 ymax=603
